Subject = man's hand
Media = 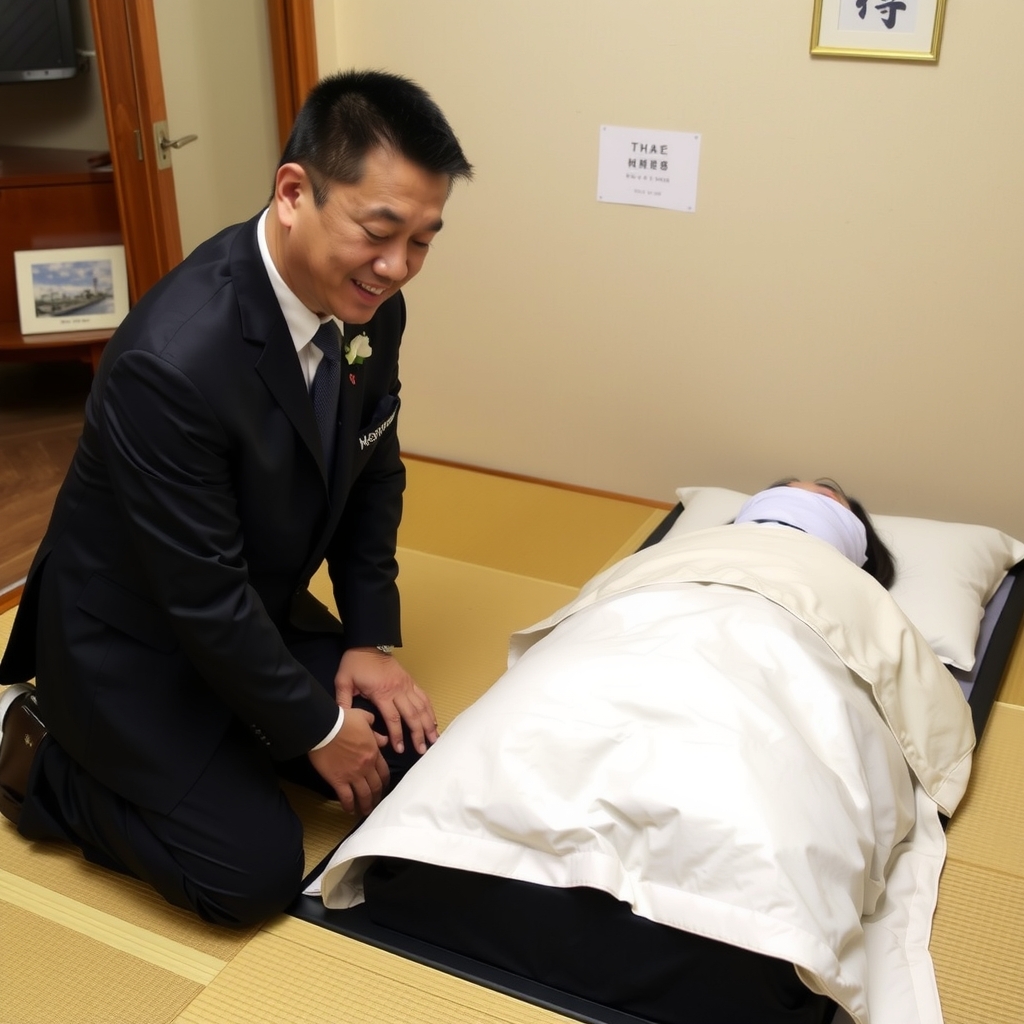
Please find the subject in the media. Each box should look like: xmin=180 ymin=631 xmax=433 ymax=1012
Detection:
xmin=307 ymin=708 xmax=389 ymax=816
xmin=335 ymin=647 xmax=439 ymax=755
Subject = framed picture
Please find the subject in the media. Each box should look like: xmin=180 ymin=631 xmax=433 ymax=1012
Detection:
xmin=14 ymin=245 xmax=130 ymax=335
xmin=811 ymin=0 xmax=947 ymax=62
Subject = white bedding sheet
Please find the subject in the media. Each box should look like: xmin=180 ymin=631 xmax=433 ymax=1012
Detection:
xmin=314 ymin=526 xmax=975 ymax=1024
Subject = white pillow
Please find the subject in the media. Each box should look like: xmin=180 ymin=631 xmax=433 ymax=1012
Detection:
xmin=671 ymin=486 xmax=1024 ymax=671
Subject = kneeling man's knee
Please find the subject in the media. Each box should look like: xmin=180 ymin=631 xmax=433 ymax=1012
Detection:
xmin=188 ymin=816 xmax=305 ymax=928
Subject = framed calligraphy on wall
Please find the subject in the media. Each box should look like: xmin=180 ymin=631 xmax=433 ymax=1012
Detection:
xmin=811 ymin=0 xmax=947 ymax=62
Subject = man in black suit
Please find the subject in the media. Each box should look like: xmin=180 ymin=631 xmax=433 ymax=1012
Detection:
xmin=0 ymin=70 xmax=472 ymax=926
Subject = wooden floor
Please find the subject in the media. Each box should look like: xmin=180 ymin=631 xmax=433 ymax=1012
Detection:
xmin=0 ymin=360 xmax=91 ymax=598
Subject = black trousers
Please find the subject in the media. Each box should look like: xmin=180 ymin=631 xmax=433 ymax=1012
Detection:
xmin=364 ymin=858 xmax=838 ymax=1024
xmin=18 ymin=632 xmax=419 ymax=928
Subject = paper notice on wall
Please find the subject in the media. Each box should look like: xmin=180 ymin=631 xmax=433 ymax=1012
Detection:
xmin=597 ymin=125 xmax=701 ymax=213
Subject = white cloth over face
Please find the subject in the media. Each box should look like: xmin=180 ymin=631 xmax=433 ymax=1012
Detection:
xmin=735 ymin=486 xmax=868 ymax=567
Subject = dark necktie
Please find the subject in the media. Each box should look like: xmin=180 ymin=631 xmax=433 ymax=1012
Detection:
xmin=309 ymin=320 xmax=341 ymax=474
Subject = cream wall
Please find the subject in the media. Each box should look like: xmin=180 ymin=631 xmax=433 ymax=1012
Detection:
xmin=316 ymin=1 xmax=1024 ymax=538
xmin=153 ymin=0 xmax=280 ymax=256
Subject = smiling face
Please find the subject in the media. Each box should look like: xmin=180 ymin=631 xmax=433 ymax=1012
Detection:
xmin=268 ymin=147 xmax=449 ymax=323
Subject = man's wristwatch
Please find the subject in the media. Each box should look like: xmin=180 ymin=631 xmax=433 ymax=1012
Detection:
xmin=376 ymin=644 xmax=394 ymax=655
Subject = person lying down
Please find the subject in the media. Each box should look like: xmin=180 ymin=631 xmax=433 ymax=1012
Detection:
xmin=311 ymin=480 xmax=975 ymax=1024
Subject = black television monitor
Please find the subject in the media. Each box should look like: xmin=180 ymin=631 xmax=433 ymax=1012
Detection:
xmin=0 ymin=0 xmax=79 ymax=83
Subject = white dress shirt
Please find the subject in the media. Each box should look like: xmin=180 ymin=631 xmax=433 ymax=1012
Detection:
xmin=257 ymin=209 xmax=345 ymax=751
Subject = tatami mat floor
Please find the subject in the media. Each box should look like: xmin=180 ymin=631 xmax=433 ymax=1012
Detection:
xmin=1 ymin=457 xmax=1021 ymax=1024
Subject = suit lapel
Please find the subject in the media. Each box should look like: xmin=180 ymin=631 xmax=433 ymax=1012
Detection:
xmin=330 ymin=322 xmax=369 ymax=504
xmin=255 ymin=335 xmax=324 ymax=483
xmin=293 ymin=323 xmax=371 ymax=582
xmin=230 ymin=214 xmax=329 ymax=486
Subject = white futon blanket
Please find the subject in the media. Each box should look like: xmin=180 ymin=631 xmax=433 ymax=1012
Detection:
xmin=315 ymin=525 xmax=975 ymax=1024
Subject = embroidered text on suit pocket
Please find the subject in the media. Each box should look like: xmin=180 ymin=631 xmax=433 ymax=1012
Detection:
xmin=357 ymin=395 xmax=400 ymax=452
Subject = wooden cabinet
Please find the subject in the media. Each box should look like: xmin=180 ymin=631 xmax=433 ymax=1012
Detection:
xmin=0 ymin=145 xmax=123 ymax=370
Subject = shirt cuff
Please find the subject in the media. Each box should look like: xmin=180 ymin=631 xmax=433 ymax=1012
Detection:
xmin=310 ymin=707 xmax=344 ymax=751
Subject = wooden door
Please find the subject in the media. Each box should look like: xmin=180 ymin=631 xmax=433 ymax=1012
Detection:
xmin=88 ymin=0 xmax=317 ymax=304
xmin=89 ymin=0 xmax=182 ymax=304
xmin=267 ymin=0 xmax=320 ymax=150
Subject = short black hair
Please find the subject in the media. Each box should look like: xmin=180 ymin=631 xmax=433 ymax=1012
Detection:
xmin=279 ymin=69 xmax=473 ymax=204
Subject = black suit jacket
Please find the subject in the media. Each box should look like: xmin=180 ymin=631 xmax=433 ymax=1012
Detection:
xmin=1 ymin=214 xmax=407 ymax=813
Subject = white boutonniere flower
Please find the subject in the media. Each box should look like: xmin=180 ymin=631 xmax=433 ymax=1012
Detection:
xmin=344 ymin=333 xmax=373 ymax=365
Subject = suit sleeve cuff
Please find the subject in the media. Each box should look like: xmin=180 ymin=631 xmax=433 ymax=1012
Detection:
xmin=310 ymin=707 xmax=344 ymax=751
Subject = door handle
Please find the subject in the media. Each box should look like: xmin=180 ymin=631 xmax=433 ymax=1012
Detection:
xmin=153 ymin=120 xmax=198 ymax=169
xmin=160 ymin=133 xmax=198 ymax=151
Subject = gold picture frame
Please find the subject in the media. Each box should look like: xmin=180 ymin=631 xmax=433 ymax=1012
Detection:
xmin=811 ymin=0 xmax=947 ymax=62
